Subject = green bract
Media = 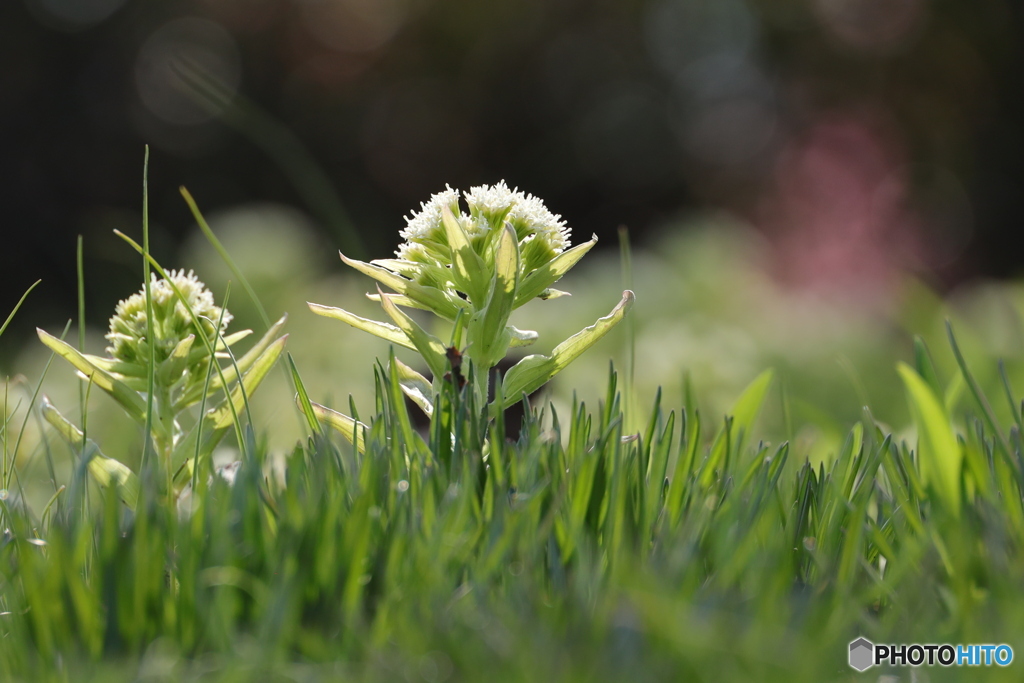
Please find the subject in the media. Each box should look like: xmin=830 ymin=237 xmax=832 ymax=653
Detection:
xmin=38 ymin=269 xmax=288 ymax=506
xmin=107 ymin=269 xmax=231 ymax=365
xmin=309 ymin=182 xmax=633 ymax=445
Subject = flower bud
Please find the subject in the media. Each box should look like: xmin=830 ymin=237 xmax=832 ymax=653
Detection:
xmin=106 ymin=269 xmax=231 ymax=367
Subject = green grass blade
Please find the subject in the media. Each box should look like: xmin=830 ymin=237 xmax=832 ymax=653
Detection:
xmin=945 ymin=320 xmax=1013 ymax=464
xmin=700 ymin=369 xmax=774 ymax=488
xmin=180 ymin=186 xmax=272 ymax=329
xmin=207 ymin=336 xmax=288 ymax=430
xmin=0 ymin=279 xmax=41 ymax=340
xmin=896 ymin=362 xmax=962 ymax=517
xmin=172 ymin=59 xmax=367 ymax=258
xmin=288 ymin=353 xmax=322 ymax=436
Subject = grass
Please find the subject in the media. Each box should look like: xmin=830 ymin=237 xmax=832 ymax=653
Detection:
xmin=2 ymin=183 xmax=1024 ymax=681
xmin=2 ymin=326 xmax=1024 ymax=681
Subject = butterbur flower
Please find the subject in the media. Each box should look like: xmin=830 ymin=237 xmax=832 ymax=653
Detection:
xmin=309 ymin=182 xmax=633 ymax=448
xmin=394 ymin=182 xmax=573 ymax=298
xmin=106 ymin=269 xmax=232 ymax=368
xmin=38 ymin=266 xmax=288 ymax=503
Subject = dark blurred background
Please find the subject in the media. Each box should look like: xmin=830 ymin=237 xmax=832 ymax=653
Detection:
xmin=2 ymin=0 xmax=1023 ymax=353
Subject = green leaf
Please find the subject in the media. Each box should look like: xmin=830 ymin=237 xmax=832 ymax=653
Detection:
xmin=499 ymin=290 xmax=634 ymax=410
xmin=207 ymin=335 xmax=288 ymax=430
xmin=36 ymin=328 xmax=149 ymax=426
xmin=308 ymin=302 xmax=415 ymax=350
xmin=177 ymin=315 xmax=289 ymax=409
xmin=441 ymin=205 xmax=489 ymax=305
xmin=537 ymin=288 xmax=571 ymax=301
xmin=73 ymin=354 xmax=147 ymax=378
xmin=364 ymin=292 xmax=427 ymax=312
xmin=41 ymin=397 xmax=139 ymax=509
xmin=340 ymin=252 xmax=467 ymax=320
xmin=369 ymin=258 xmax=421 ymax=279
xmin=897 ymin=362 xmax=962 ymax=517
xmin=182 ymin=330 xmax=254 ymax=367
xmin=309 ymin=400 xmax=368 ymax=453
xmin=170 ymin=334 xmax=288 ymax=484
xmin=699 ymin=369 xmax=774 ymax=488
xmin=170 ymin=422 xmax=232 ymax=490
xmin=471 ymin=224 xmax=519 ymax=368
xmin=393 ymin=357 xmax=434 ymax=417
xmin=377 ymin=288 xmax=448 ymax=381
xmin=514 ymin=235 xmax=597 ymax=307
xmin=508 ymin=326 xmax=538 ymax=348
xmin=158 ymin=334 xmax=195 ymax=386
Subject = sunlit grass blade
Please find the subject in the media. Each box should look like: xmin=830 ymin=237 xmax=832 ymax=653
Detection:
xmin=946 ymin=320 xmax=1013 ymax=463
xmin=206 ymin=335 xmax=288 ymax=430
xmin=288 ymin=353 xmax=322 ymax=436
xmin=0 ymin=279 xmax=41 ymax=341
xmin=180 ymin=186 xmax=272 ymax=329
xmin=172 ymin=59 xmax=366 ymax=258
xmin=897 ymin=362 xmax=962 ymax=517
xmin=699 ymin=368 xmax=774 ymax=488
xmin=176 ymin=314 xmax=289 ymax=409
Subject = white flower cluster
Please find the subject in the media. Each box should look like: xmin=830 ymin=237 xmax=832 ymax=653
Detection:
xmin=396 ymin=181 xmax=570 ymax=260
xmin=398 ymin=185 xmax=460 ymax=246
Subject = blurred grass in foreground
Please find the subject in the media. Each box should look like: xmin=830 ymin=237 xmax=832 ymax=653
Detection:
xmin=3 ymin=212 xmax=1024 ymax=680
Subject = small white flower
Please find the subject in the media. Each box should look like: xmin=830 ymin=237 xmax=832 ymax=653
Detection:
xmin=507 ymin=191 xmax=570 ymax=252
xmin=399 ymin=185 xmax=458 ymax=243
xmin=464 ymin=180 xmax=517 ymax=222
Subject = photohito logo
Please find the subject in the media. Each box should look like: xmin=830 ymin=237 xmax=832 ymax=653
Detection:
xmin=849 ymin=637 xmax=1014 ymax=672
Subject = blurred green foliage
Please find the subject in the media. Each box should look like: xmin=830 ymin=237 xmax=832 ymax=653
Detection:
xmin=4 ymin=214 xmax=1024 ymax=680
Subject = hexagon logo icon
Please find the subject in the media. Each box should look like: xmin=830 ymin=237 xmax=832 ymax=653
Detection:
xmin=849 ymin=637 xmax=874 ymax=672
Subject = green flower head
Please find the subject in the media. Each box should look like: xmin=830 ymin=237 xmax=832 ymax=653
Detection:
xmin=106 ymin=269 xmax=231 ymax=366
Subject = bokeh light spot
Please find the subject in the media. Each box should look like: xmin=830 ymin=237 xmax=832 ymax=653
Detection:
xmin=25 ymin=0 xmax=126 ymax=31
xmin=300 ymin=0 xmax=410 ymax=54
xmin=135 ymin=18 xmax=241 ymax=126
xmin=813 ymin=0 xmax=927 ymax=54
